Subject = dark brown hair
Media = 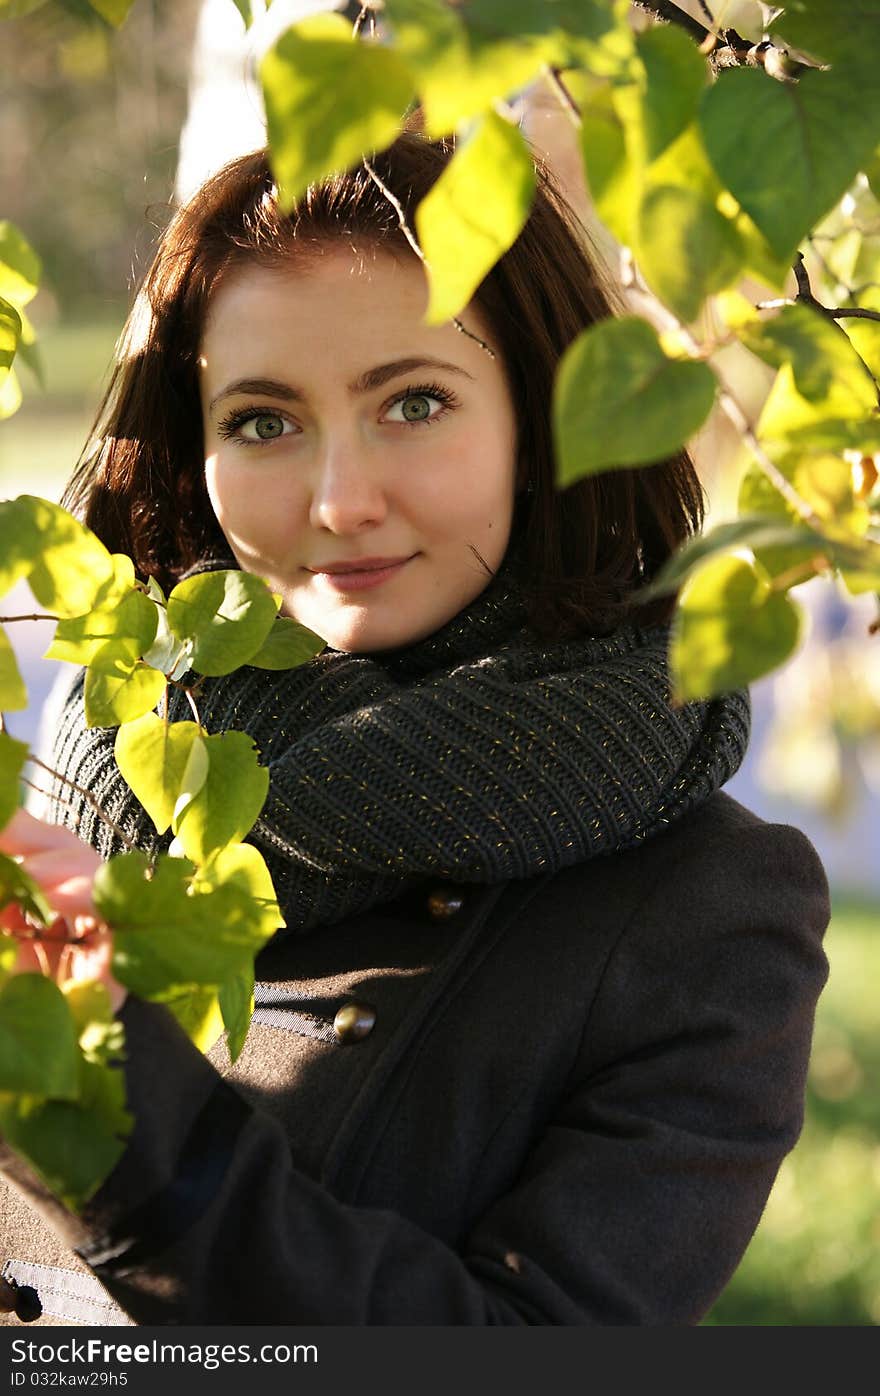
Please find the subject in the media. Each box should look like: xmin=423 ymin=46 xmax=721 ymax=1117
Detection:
xmin=64 ymin=129 xmax=704 ymax=638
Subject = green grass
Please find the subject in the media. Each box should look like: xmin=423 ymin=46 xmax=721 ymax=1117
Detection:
xmin=705 ymin=896 xmax=880 ymax=1325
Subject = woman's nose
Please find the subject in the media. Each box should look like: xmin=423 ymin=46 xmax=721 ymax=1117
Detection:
xmin=308 ymin=443 xmax=388 ymax=534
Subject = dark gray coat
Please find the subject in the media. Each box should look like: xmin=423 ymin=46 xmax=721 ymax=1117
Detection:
xmin=0 ymin=790 xmax=830 ymax=1326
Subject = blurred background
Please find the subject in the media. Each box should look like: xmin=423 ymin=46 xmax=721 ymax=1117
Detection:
xmin=0 ymin=0 xmax=877 ymax=1325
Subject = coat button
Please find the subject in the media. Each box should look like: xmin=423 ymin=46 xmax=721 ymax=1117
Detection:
xmin=333 ymin=1001 xmax=377 ymax=1043
xmin=427 ymin=887 xmax=465 ymax=919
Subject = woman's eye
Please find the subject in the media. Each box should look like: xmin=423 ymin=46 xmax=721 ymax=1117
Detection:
xmin=238 ymin=412 xmax=292 ymax=441
xmin=385 ymin=391 xmax=449 ymax=426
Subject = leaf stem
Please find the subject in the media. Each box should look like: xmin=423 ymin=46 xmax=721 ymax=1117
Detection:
xmin=183 ymin=687 xmax=202 ymax=727
xmin=767 ymin=557 xmax=831 ymax=592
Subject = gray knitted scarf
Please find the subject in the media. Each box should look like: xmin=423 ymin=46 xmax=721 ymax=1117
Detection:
xmin=44 ymin=548 xmax=750 ymax=935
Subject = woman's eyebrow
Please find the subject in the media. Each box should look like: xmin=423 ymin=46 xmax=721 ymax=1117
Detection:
xmin=208 ymin=357 xmax=476 ymax=412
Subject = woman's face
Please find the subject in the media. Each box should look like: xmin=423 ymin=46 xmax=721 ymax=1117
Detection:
xmin=198 ymin=245 xmax=519 ymax=652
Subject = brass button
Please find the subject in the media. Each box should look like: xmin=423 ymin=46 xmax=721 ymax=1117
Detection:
xmin=427 ymin=888 xmax=465 ymax=920
xmin=333 ymin=1001 xmax=377 ymax=1043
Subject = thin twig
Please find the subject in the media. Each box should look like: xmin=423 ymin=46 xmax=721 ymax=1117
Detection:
xmin=0 ymin=613 xmax=57 ymax=623
xmin=352 ymin=5 xmax=371 ymax=39
xmin=547 ymin=67 xmax=582 ymax=129
xmin=755 ymin=299 xmax=880 ymax=325
xmin=715 ymin=389 xmax=827 ymax=527
xmin=361 ymin=154 xmax=497 ymax=359
xmin=829 ymin=308 xmax=880 ymax=324
xmin=362 ymin=156 xmax=424 ymax=262
xmin=28 ymin=754 xmax=137 ymax=852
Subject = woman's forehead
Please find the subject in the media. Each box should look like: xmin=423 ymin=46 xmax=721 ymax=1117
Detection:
xmin=199 ymin=250 xmax=496 ymax=384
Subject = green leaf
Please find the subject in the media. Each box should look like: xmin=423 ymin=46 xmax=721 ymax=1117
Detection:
xmin=219 ymin=962 xmax=254 ymax=1064
xmin=0 ymin=222 xmax=41 ymax=309
xmin=141 ymin=575 xmax=192 ymax=680
xmin=757 ymin=362 xmax=880 ymax=459
xmin=0 ymin=627 xmax=27 ymax=711
xmin=174 ymin=730 xmax=269 ymax=863
xmin=670 ymin=555 xmax=804 ymax=703
xmin=83 ymin=641 xmax=166 ymax=728
xmin=11 ymin=495 xmax=116 ymax=619
xmin=740 ymin=302 xmax=879 ymax=407
xmin=0 ymin=850 xmax=53 ymax=927
xmin=843 ymin=311 xmax=880 ymax=380
xmin=385 ymin=0 xmax=553 ymax=138
xmin=638 ymin=513 xmax=832 ymax=601
xmin=193 ymin=840 xmax=284 ymax=942
xmin=580 ymin=26 xmax=708 ymax=249
xmin=15 ymin=335 xmax=45 ymax=390
xmin=0 ymin=731 xmax=28 ymax=831
xmin=114 ymin=714 xmax=204 ymax=835
xmin=85 ymin=0 xmax=135 ymax=24
xmin=737 ymin=455 xmax=868 ymax=578
xmin=0 ymin=296 xmax=21 ymax=379
xmin=553 ymin=316 xmax=717 ymax=484
xmin=771 ymin=0 xmax=880 ymax=72
xmin=0 ymin=366 xmax=20 ymax=417
xmin=632 ymin=22 xmax=708 ymax=165
xmin=636 ymin=184 xmax=744 ymax=324
xmin=0 ymin=499 xmax=35 ymax=600
xmin=415 ymin=110 xmax=535 ymax=325
xmin=0 ymin=933 xmax=17 ymax=980
xmin=94 ymin=853 xmax=270 ymax=996
xmin=166 ymin=570 xmax=279 ymax=676
xmin=261 ymin=12 xmax=415 ymax=210
xmin=247 ymin=615 xmax=325 ymax=670
xmin=46 ymin=582 xmax=158 ymax=667
xmin=62 ymin=979 xmax=125 ymax=1068
xmin=579 ymin=85 xmax=634 ymax=245
xmin=0 ymin=1076 xmax=130 ymax=1212
xmin=0 ymin=974 xmax=79 ymax=1097
xmin=461 ymin=0 xmax=634 ymax=77
xmin=228 ymin=0 xmax=255 ymax=28
xmin=156 ymin=985 xmax=226 ymax=1054
xmin=701 ymin=65 xmax=880 ymax=261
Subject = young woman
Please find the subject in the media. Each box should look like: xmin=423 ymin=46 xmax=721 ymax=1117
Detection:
xmin=0 ymin=130 xmax=830 ymax=1327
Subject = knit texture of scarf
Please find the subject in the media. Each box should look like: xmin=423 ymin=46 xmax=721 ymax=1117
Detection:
xmin=42 ymin=549 xmax=751 ymax=935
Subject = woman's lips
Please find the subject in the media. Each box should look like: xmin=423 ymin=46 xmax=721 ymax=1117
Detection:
xmin=308 ymin=557 xmax=414 ymax=592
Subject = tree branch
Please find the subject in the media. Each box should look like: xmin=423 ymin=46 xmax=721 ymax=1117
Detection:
xmin=632 ymin=1 xmax=810 ymax=78
xmin=631 ymin=1 xmax=710 ymax=45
